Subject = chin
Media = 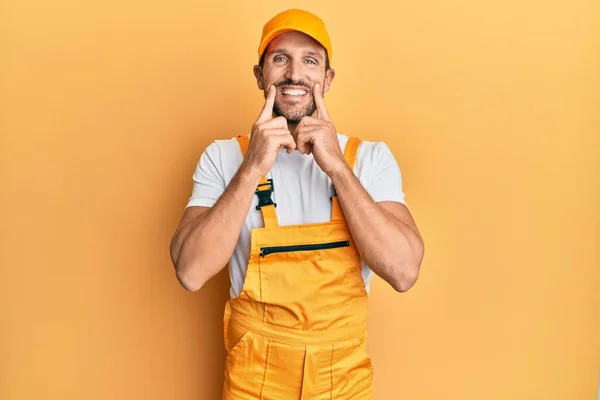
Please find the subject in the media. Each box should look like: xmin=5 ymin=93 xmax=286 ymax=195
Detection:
xmin=274 ymin=103 xmax=315 ymax=124
xmin=283 ymin=111 xmax=306 ymax=123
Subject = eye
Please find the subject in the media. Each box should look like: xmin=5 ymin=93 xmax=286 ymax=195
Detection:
xmin=274 ymin=55 xmax=288 ymax=63
xmin=304 ymin=59 xmax=317 ymax=65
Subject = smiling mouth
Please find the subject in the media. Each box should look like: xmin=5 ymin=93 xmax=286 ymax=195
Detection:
xmin=279 ymin=87 xmax=308 ymax=96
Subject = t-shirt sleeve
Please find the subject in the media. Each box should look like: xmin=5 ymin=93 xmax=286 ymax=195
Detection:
xmin=361 ymin=142 xmax=407 ymax=205
xmin=186 ymin=141 xmax=226 ymax=208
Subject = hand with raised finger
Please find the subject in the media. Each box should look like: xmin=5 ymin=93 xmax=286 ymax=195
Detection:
xmin=296 ymin=83 xmax=346 ymax=176
xmin=243 ymin=85 xmax=297 ymax=177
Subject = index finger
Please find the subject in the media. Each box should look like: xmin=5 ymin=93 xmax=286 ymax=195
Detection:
xmin=313 ymin=83 xmax=330 ymax=121
xmin=256 ymin=85 xmax=276 ymax=124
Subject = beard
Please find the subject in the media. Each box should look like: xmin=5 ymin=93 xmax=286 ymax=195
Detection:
xmin=273 ymin=99 xmax=316 ymax=124
xmin=265 ymin=79 xmax=318 ymax=124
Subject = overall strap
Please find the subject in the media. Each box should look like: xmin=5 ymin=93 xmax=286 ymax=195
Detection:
xmin=331 ymin=137 xmax=361 ymax=222
xmin=236 ymin=135 xmax=279 ymax=228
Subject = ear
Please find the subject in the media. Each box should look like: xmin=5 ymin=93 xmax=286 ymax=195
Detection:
xmin=253 ymin=65 xmax=265 ymax=90
xmin=323 ymin=69 xmax=336 ymax=94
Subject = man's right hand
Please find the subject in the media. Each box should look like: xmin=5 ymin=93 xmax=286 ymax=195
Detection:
xmin=170 ymin=86 xmax=295 ymax=292
xmin=242 ymin=85 xmax=296 ymax=177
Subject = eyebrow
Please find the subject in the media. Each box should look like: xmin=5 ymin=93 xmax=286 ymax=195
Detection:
xmin=305 ymin=50 xmax=324 ymax=60
xmin=268 ymin=48 xmax=324 ymax=60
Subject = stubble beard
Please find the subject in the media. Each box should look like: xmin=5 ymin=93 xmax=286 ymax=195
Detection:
xmin=273 ymin=99 xmax=316 ymax=124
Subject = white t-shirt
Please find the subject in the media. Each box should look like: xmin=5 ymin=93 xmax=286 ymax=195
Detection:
xmin=186 ymin=133 xmax=407 ymax=299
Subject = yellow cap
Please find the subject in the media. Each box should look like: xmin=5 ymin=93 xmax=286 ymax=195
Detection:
xmin=258 ymin=9 xmax=332 ymax=66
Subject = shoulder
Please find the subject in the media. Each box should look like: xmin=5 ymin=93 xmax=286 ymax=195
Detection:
xmin=336 ymin=133 xmax=396 ymax=165
xmin=207 ymin=136 xmax=244 ymax=155
xmin=199 ymin=135 xmax=245 ymax=164
xmin=338 ymin=133 xmax=406 ymax=204
xmin=192 ymin=136 xmax=246 ymax=182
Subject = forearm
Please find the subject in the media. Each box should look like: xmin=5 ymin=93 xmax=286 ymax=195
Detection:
xmin=330 ymin=165 xmax=422 ymax=292
xmin=172 ymin=163 xmax=262 ymax=291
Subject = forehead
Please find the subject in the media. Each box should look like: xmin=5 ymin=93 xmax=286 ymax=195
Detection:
xmin=265 ymin=31 xmax=326 ymax=56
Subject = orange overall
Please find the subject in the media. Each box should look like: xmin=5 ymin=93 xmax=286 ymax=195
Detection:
xmin=222 ymin=136 xmax=373 ymax=400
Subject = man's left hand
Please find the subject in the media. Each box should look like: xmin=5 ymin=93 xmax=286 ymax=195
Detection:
xmin=296 ymin=83 xmax=347 ymax=176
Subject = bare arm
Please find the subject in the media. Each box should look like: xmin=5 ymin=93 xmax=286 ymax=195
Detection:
xmin=170 ymin=85 xmax=295 ymax=291
xmin=169 ymin=165 xmax=262 ymax=291
xmin=295 ymin=83 xmax=423 ymax=292
xmin=330 ymin=165 xmax=424 ymax=292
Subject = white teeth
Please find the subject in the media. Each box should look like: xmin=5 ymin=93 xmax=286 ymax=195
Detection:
xmin=281 ymin=89 xmax=307 ymax=96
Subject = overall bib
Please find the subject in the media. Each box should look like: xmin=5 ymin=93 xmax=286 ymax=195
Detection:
xmin=222 ymin=136 xmax=373 ymax=400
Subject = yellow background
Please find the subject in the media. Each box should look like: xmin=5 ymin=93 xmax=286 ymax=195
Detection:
xmin=2 ymin=0 xmax=599 ymax=399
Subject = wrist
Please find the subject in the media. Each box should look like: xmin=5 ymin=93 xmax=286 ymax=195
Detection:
xmin=327 ymin=160 xmax=353 ymax=182
xmin=238 ymin=160 xmax=264 ymax=185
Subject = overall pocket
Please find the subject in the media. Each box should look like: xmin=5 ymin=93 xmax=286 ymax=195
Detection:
xmin=259 ymin=240 xmax=350 ymax=257
xmin=224 ymin=330 xmax=255 ymax=387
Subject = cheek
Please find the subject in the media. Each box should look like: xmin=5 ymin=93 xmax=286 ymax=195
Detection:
xmin=308 ymin=71 xmax=327 ymax=84
xmin=262 ymin=67 xmax=284 ymax=85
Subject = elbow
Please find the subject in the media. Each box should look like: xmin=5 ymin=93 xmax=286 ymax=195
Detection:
xmin=170 ymin=244 xmax=225 ymax=292
xmin=175 ymin=267 xmax=206 ymax=292
xmin=171 ymin=248 xmax=206 ymax=292
xmin=391 ymin=270 xmax=419 ymax=292
xmin=390 ymin=259 xmax=422 ymax=293
xmin=170 ymin=237 xmax=206 ymax=292
xmin=391 ymin=241 xmax=424 ymax=292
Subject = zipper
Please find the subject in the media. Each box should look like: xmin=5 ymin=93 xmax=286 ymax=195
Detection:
xmin=260 ymin=240 xmax=350 ymax=257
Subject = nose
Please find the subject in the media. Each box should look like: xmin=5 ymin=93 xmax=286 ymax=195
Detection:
xmin=284 ymin=59 xmax=303 ymax=83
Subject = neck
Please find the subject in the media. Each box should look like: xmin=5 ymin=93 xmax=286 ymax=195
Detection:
xmin=288 ymin=122 xmax=299 ymax=140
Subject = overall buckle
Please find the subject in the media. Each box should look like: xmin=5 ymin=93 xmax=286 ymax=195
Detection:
xmin=255 ymin=179 xmax=277 ymax=210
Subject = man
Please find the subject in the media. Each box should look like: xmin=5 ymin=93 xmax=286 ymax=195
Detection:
xmin=170 ymin=9 xmax=424 ymax=399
